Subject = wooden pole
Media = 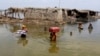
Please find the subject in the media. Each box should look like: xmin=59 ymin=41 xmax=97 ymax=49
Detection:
xmin=59 ymin=0 xmax=61 ymax=8
xmin=0 ymin=11 xmax=1 ymax=14
xmin=11 ymin=9 xmax=14 ymax=19
xmin=18 ymin=11 xmax=20 ymax=19
xmin=4 ymin=10 xmax=7 ymax=17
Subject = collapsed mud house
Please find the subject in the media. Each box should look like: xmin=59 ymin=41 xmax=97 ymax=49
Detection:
xmin=0 ymin=7 xmax=99 ymax=24
xmin=25 ymin=8 xmax=98 ymax=23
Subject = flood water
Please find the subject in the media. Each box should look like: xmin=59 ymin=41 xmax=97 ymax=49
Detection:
xmin=0 ymin=19 xmax=100 ymax=56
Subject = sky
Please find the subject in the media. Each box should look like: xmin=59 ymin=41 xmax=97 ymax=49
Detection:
xmin=0 ymin=0 xmax=100 ymax=11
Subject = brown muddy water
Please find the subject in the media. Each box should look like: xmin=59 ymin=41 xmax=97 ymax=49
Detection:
xmin=0 ymin=19 xmax=100 ymax=56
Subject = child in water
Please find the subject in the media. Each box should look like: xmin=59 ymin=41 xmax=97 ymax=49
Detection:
xmin=88 ymin=23 xmax=93 ymax=29
xmin=78 ymin=22 xmax=83 ymax=30
xmin=20 ymin=25 xmax=27 ymax=38
xmin=17 ymin=25 xmax=27 ymax=38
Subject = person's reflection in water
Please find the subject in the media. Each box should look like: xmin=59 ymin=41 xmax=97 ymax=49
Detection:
xmin=44 ymin=26 xmax=47 ymax=31
xmin=17 ymin=37 xmax=28 ymax=46
xmin=88 ymin=29 xmax=93 ymax=34
xmin=70 ymin=31 xmax=73 ymax=36
xmin=78 ymin=28 xmax=83 ymax=34
xmin=44 ymin=26 xmax=48 ymax=34
xmin=49 ymin=41 xmax=59 ymax=53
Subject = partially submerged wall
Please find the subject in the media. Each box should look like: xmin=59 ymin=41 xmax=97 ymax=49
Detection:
xmin=25 ymin=8 xmax=64 ymax=23
xmin=1 ymin=7 xmax=98 ymax=24
xmin=25 ymin=8 xmax=98 ymax=23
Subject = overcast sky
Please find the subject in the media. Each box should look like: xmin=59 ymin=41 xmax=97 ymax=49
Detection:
xmin=0 ymin=0 xmax=100 ymax=11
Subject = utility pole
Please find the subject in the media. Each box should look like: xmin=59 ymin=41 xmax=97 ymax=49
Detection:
xmin=59 ymin=0 xmax=61 ymax=8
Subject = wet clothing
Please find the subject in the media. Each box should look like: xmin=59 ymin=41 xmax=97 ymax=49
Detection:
xmin=50 ymin=32 xmax=56 ymax=41
xmin=20 ymin=30 xmax=27 ymax=38
xmin=17 ymin=25 xmax=27 ymax=38
xmin=20 ymin=30 xmax=27 ymax=35
xmin=21 ymin=34 xmax=26 ymax=38
xmin=17 ymin=30 xmax=27 ymax=38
